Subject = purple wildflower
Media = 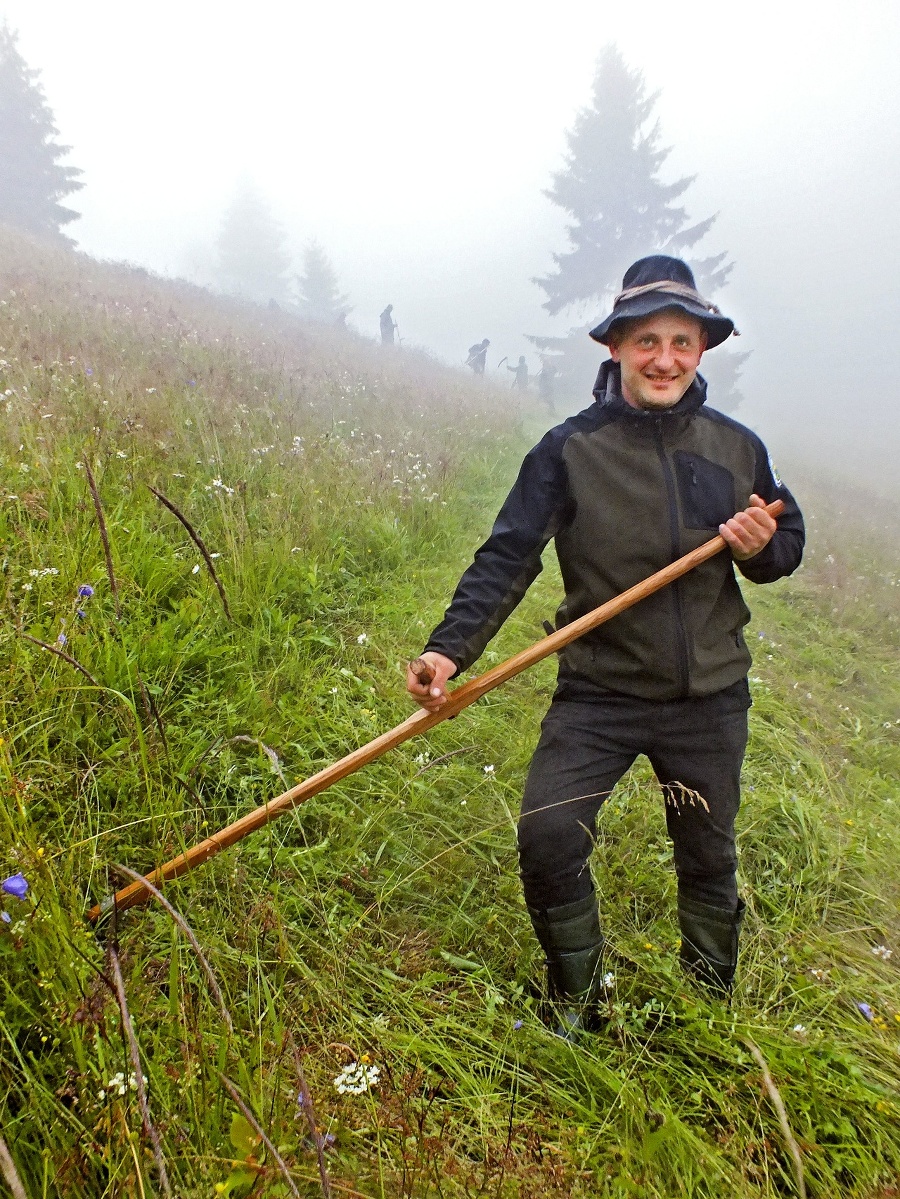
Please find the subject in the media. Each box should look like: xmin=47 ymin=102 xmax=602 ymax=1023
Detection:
xmin=856 ymin=1001 xmax=874 ymax=1022
xmin=85 ymin=368 xmax=93 ymax=376
xmin=1 ymin=912 xmax=9 ymax=924
xmin=77 ymin=584 xmax=95 ymax=599
xmin=187 ymin=380 xmax=196 ymax=387
xmin=76 ymin=609 xmax=87 ymax=619
xmin=513 ymin=1019 xmax=523 ymax=1031
xmin=57 ymin=632 xmax=67 ymax=647
xmin=1 ymin=873 xmax=28 ymax=900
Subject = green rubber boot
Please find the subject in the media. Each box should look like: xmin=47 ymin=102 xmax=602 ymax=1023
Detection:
xmin=527 ymin=893 xmax=605 ymax=1039
xmin=678 ymin=896 xmax=745 ymax=995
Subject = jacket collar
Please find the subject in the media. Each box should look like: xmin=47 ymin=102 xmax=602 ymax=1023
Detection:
xmin=591 ymin=358 xmax=708 ymax=422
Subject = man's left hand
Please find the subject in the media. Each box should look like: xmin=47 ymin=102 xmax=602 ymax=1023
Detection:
xmin=719 ymin=494 xmax=777 ymax=561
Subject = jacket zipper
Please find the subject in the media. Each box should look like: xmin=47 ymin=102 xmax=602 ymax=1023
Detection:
xmin=655 ymin=421 xmax=690 ymax=696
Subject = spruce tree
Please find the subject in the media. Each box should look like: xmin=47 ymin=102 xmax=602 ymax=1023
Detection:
xmin=294 ymin=241 xmax=351 ymax=325
xmin=531 ymin=45 xmax=746 ymax=410
xmin=0 ymin=25 xmax=83 ymax=241
xmin=216 ymin=180 xmax=291 ymax=304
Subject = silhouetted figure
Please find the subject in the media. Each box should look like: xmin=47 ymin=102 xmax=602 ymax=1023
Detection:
xmin=537 ymin=358 xmax=558 ymax=413
xmin=466 ymin=338 xmax=490 ymax=375
xmin=380 ymin=304 xmax=397 ymax=345
xmin=507 ymin=355 xmax=529 ymax=391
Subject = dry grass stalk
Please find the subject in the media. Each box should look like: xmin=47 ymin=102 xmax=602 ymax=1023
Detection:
xmin=291 ymin=1041 xmax=332 ymax=1199
xmin=0 ymin=1135 xmax=27 ymax=1199
xmin=105 ymin=942 xmax=173 ymax=1197
xmin=743 ymin=1037 xmax=807 ymax=1199
xmin=173 ymin=773 xmax=206 ymax=814
xmin=218 ymin=1072 xmax=301 ymax=1199
xmin=227 ymin=735 xmax=287 ymax=787
xmin=83 ymin=455 xmax=122 ymax=619
xmin=412 ymin=745 xmax=476 ymax=777
xmin=136 ymin=671 xmax=169 ymax=753
xmin=20 ymin=633 xmax=101 ymax=688
xmin=111 ymin=863 xmax=233 ymax=1035
xmin=147 ymin=484 xmax=232 ymax=620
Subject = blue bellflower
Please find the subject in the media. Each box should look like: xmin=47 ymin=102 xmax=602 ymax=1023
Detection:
xmin=1 ymin=873 xmax=28 ymax=900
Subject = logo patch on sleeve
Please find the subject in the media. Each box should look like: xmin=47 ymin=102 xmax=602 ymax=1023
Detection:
xmin=767 ymin=453 xmax=783 ymax=487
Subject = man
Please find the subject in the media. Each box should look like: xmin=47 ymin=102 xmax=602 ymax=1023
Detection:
xmin=407 ymin=256 xmax=804 ymax=1029
xmin=536 ymin=357 xmax=557 ymax=415
xmin=507 ymin=354 xmax=529 ymax=391
xmin=380 ymin=305 xmax=397 ymax=346
xmin=466 ymin=338 xmax=490 ymax=375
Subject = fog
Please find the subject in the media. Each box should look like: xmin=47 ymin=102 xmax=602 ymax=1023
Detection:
xmin=5 ymin=0 xmax=899 ymax=493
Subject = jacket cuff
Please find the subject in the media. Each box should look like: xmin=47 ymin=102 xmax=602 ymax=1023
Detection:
xmin=735 ymin=536 xmax=792 ymax=583
xmin=421 ymin=643 xmax=461 ymax=679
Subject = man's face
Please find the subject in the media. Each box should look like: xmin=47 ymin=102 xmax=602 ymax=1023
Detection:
xmin=609 ymin=311 xmax=707 ymax=411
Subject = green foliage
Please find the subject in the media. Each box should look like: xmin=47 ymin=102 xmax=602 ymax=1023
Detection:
xmin=0 ymin=24 xmax=83 ymax=241
xmin=0 ymin=227 xmax=899 ymax=1196
xmin=534 ymin=44 xmax=723 ymax=316
xmin=214 ymin=1113 xmax=263 ymax=1195
xmin=529 ymin=44 xmax=746 ymax=411
xmin=294 ymin=239 xmax=351 ymax=325
xmin=216 ymin=178 xmax=291 ymax=304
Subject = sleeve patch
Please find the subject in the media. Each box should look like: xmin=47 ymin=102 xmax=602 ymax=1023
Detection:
xmin=767 ymin=453 xmax=783 ymax=487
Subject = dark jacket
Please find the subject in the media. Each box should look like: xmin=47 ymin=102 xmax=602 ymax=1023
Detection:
xmin=424 ymin=360 xmax=805 ymax=701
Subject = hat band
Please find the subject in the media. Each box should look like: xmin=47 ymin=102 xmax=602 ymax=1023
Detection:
xmin=611 ymin=280 xmax=739 ymax=337
xmin=614 ymin=280 xmax=721 ymax=314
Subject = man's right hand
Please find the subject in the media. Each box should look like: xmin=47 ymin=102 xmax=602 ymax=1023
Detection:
xmin=406 ymin=651 xmax=457 ymax=712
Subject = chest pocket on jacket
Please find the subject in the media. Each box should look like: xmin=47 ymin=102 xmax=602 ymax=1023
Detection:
xmin=674 ymin=451 xmax=737 ymax=530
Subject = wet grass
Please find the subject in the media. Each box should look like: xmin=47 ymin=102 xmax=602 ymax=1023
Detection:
xmin=1 ymin=227 xmax=899 ymax=1197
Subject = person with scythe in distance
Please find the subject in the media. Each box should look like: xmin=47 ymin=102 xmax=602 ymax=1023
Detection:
xmin=407 ymin=256 xmax=804 ymax=1036
xmin=507 ymin=354 xmax=530 ymax=391
xmin=466 ymin=338 xmax=490 ymax=375
xmin=380 ymin=304 xmax=398 ymax=346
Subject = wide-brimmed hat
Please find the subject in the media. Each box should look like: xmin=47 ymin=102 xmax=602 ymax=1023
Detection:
xmin=589 ymin=256 xmax=736 ymax=349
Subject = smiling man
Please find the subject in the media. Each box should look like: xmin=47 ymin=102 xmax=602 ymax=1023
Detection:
xmin=407 ymin=256 xmax=805 ymax=1032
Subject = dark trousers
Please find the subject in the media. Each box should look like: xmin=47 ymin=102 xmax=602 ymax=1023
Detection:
xmin=518 ymin=681 xmax=750 ymax=912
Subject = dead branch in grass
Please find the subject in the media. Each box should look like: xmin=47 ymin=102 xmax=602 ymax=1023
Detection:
xmin=83 ymin=455 xmax=122 ymax=618
xmin=112 ymin=862 xmax=234 ymax=1035
xmin=106 ymin=942 xmax=173 ymax=1197
xmin=0 ymin=1135 xmax=27 ymax=1199
xmin=20 ymin=633 xmax=101 ymax=688
xmin=743 ymin=1037 xmax=806 ymax=1199
xmin=218 ymin=1072 xmax=301 ymax=1198
xmin=147 ymin=484 xmax=232 ymax=620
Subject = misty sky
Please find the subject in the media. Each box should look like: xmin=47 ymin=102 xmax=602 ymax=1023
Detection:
xmin=4 ymin=0 xmax=900 ymax=489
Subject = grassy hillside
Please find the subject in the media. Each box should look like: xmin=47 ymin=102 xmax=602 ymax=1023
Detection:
xmin=1 ymin=228 xmax=898 ymax=1198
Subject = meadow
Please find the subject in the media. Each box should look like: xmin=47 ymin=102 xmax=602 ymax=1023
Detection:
xmin=1 ymin=227 xmax=899 ymax=1197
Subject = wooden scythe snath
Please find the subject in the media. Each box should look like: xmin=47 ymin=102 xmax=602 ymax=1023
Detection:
xmin=87 ymin=500 xmax=784 ymax=922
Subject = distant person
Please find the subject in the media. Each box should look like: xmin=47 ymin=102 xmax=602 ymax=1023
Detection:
xmin=507 ymin=355 xmax=529 ymax=391
xmin=537 ymin=358 xmax=558 ymax=414
xmin=466 ymin=338 xmax=490 ymax=375
xmin=380 ymin=305 xmax=397 ymax=346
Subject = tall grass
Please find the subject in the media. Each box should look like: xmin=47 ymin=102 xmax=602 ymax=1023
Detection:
xmin=1 ymin=227 xmax=899 ymax=1197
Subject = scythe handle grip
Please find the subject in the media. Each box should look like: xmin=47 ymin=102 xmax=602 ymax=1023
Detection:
xmin=408 ymin=656 xmax=435 ymax=686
